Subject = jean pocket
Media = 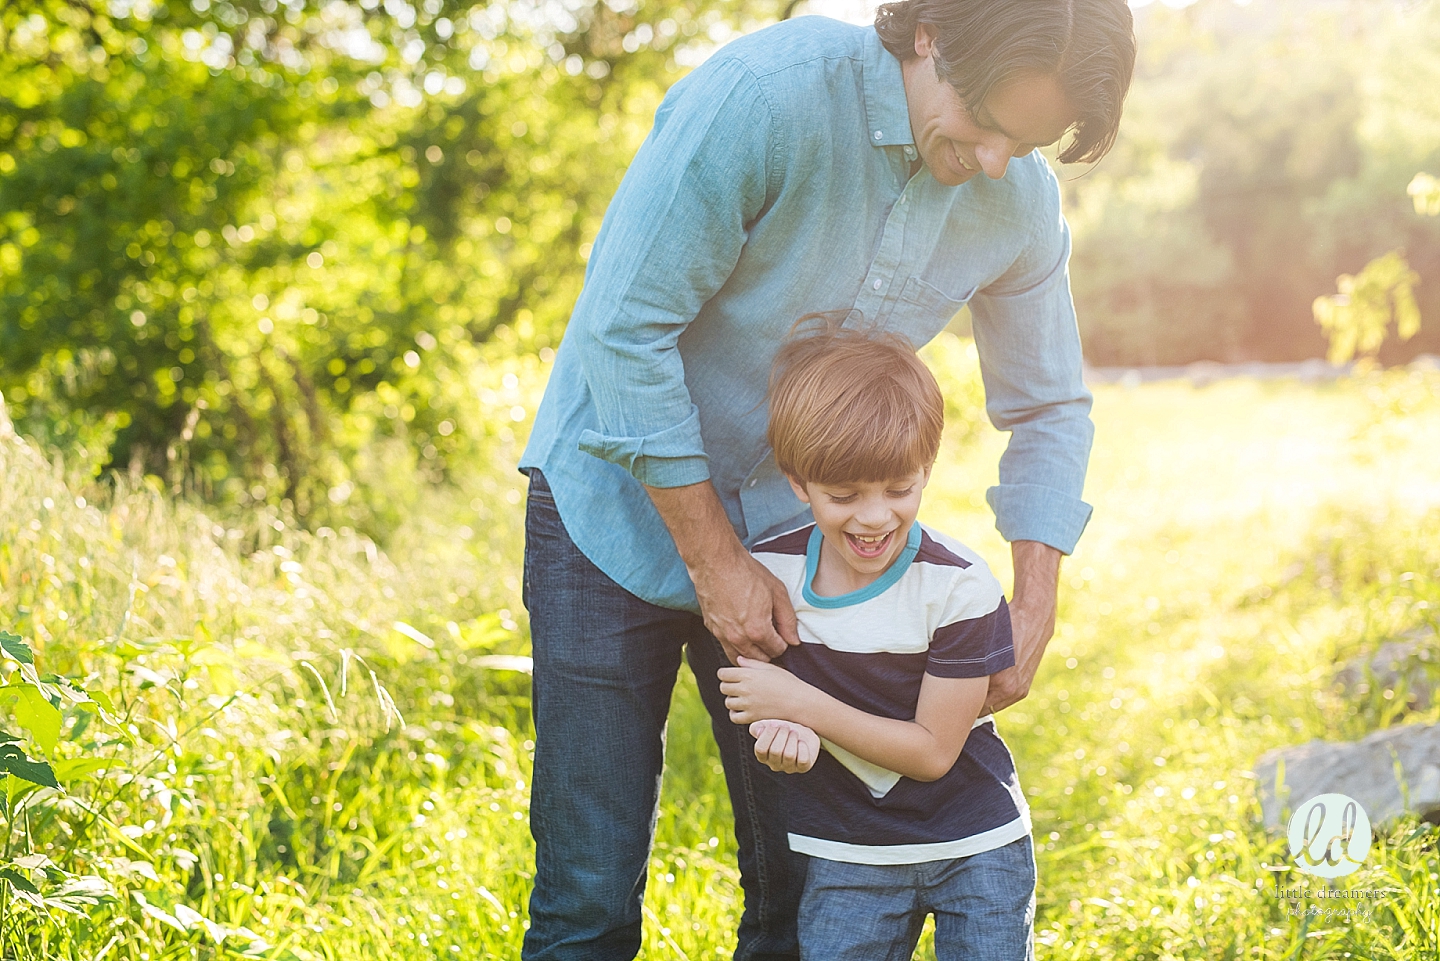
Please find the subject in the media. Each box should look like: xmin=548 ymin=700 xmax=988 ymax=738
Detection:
xmin=526 ymin=468 xmax=556 ymax=505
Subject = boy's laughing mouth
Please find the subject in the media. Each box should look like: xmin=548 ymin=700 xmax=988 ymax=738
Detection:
xmin=844 ymin=530 xmax=893 ymax=558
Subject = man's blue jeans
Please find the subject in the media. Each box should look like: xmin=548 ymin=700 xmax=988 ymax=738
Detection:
xmin=520 ymin=470 xmax=806 ymax=960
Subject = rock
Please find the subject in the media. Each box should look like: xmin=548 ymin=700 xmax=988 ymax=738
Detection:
xmin=1334 ymin=629 xmax=1438 ymax=712
xmin=1255 ymin=723 xmax=1440 ymax=830
xmin=1410 ymin=353 xmax=1440 ymax=372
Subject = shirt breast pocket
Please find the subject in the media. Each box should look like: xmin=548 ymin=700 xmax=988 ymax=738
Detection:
xmin=891 ymin=276 xmax=978 ymax=343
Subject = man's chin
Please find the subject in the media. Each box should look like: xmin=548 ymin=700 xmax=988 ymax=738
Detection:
xmin=929 ymin=164 xmax=975 ymax=187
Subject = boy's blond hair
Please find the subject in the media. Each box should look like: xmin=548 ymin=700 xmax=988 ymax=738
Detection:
xmin=767 ymin=317 xmax=944 ymax=485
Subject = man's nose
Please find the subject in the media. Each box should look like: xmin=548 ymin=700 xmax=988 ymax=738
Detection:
xmin=976 ymin=134 xmax=1018 ymax=179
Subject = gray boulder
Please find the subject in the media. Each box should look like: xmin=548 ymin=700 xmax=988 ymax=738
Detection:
xmin=1254 ymin=722 xmax=1440 ymax=830
xmin=1334 ymin=629 xmax=1438 ymax=712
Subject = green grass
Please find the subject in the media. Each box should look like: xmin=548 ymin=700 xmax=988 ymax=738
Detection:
xmin=1 ymin=362 xmax=1438 ymax=958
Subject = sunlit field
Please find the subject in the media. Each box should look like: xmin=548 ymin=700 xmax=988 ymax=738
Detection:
xmin=2 ymin=359 xmax=1438 ymax=959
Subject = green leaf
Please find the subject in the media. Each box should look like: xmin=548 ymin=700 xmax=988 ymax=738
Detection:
xmin=0 ymin=632 xmax=33 ymax=666
xmin=86 ymin=689 xmax=118 ymax=715
xmin=0 ymin=867 xmax=40 ymax=895
xmin=0 ymin=743 xmax=58 ymax=789
xmin=135 ymin=892 xmax=187 ymax=932
xmin=13 ymin=685 xmax=61 ymax=753
xmin=51 ymin=757 xmax=119 ymax=782
xmin=40 ymin=875 xmax=115 ymax=915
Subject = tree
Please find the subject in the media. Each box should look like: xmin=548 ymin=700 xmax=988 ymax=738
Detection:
xmin=1311 ymin=172 xmax=1436 ymax=365
xmin=0 ymin=0 xmax=789 ymax=518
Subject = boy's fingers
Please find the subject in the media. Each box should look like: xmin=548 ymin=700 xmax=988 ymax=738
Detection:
xmin=753 ymin=723 xmax=779 ymax=756
xmin=781 ymin=732 xmax=799 ymax=767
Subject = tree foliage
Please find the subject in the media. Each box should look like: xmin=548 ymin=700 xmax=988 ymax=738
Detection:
xmin=1313 ymin=250 xmax=1421 ymax=365
xmin=1063 ymin=0 xmax=1440 ymax=365
xmin=6 ymin=0 xmax=1440 ymax=518
xmin=0 ymin=0 xmax=788 ymax=519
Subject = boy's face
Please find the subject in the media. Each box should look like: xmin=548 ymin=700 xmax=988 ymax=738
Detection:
xmin=788 ymin=466 xmax=931 ymax=587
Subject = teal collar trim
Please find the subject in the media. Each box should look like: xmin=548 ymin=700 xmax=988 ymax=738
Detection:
xmin=802 ymin=522 xmax=922 ymax=608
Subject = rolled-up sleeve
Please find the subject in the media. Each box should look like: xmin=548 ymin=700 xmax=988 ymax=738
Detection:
xmin=969 ymin=165 xmax=1094 ymax=554
xmin=571 ymin=58 xmax=777 ymax=489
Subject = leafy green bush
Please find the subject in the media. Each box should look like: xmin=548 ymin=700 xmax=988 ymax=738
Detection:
xmin=0 ymin=0 xmax=792 ymax=519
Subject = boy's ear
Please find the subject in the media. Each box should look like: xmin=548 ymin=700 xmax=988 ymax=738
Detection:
xmin=921 ymin=464 xmax=933 ymax=487
xmin=786 ymin=474 xmax=811 ymax=504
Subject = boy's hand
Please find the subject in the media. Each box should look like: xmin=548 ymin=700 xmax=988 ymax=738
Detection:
xmin=749 ymin=719 xmax=820 ymax=774
xmin=718 ymin=656 xmax=814 ymax=725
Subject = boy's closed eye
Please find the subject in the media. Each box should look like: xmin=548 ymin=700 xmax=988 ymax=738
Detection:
xmin=819 ymin=485 xmax=916 ymax=504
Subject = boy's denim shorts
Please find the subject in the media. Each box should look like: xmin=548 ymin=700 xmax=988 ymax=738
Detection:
xmin=798 ymin=836 xmax=1036 ymax=961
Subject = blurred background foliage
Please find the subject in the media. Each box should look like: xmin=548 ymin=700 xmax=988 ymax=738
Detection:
xmin=0 ymin=0 xmax=789 ymax=525
xmin=1065 ymin=0 xmax=1440 ymax=367
xmin=1 ymin=0 xmax=1438 ymax=526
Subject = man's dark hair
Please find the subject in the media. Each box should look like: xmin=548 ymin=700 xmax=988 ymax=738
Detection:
xmin=875 ymin=0 xmax=1136 ymax=164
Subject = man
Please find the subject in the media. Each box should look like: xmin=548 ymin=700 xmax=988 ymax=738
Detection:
xmin=517 ymin=1 xmax=1136 ymax=958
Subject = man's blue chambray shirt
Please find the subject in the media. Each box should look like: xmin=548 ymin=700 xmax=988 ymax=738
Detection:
xmin=519 ymin=16 xmax=1094 ymax=613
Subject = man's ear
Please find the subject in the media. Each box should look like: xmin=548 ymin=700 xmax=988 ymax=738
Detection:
xmin=786 ymin=474 xmax=811 ymax=504
xmin=914 ymin=23 xmax=937 ymax=60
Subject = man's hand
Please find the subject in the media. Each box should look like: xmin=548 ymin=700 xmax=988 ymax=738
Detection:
xmin=646 ymin=480 xmax=800 ymax=663
xmin=985 ymin=540 xmax=1062 ymax=714
xmin=718 ymin=656 xmax=816 ymax=725
xmin=693 ymin=547 xmax=799 ymax=663
xmin=749 ymin=719 xmax=820 ymax=774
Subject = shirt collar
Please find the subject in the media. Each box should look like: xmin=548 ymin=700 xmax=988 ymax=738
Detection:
xmin=862 ymin=27 xmax=914 ymax=148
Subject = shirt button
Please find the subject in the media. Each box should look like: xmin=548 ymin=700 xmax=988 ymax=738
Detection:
xmin=873 ymin=130 xmax=883 ymax=140
xmin=872 ymin=279 xmax=882 ymax=290
xmin=748 ymin=479 xmax=758 ymax=487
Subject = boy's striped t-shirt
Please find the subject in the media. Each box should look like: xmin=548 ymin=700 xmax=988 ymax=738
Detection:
xmin=752 ymin=521 xmax=1031 ymax=865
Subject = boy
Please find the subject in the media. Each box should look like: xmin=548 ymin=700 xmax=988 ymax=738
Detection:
xmin=718 ymin=322 xmax=1035 ymax=960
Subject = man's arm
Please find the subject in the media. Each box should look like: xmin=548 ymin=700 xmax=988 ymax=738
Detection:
xmin=970 ymin=160 xmax=1094 ymax=556
xmin=718 ymin=658 xmax=988 ymax=783
xmin=561 ymin=58 xmax=803 ymax=649
xmin=968 ymin=160 xmax=1091 ymax=710
xmin=985 ymin=540 xmax=1061 ymax=713
xmin=645 ymin=482 xmax=798 ymax=663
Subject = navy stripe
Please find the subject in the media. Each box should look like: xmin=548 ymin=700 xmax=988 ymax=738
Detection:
xmin=915 ymin=530 xmax=971 ymax=569
xmin=752 ymin=524 xmax=812 ymax=556
xmin=781 ymin=645 xmax=930 ymax=720
xmin=787 ymin=725 xmax=1021 ymax=846
xmin=927 ymin=600 xmax=1013 ymax=679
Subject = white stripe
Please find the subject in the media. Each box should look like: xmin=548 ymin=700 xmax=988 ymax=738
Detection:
xmin=787 ymin=812 xmax=1032 ymax=865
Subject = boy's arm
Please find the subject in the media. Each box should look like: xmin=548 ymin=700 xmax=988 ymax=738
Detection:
xmin=719 ymin=658 xmax=987 ymax=783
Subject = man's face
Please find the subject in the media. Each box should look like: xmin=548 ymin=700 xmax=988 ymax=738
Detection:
xmin=900 ymin=26 xmax=1078 ymax=186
